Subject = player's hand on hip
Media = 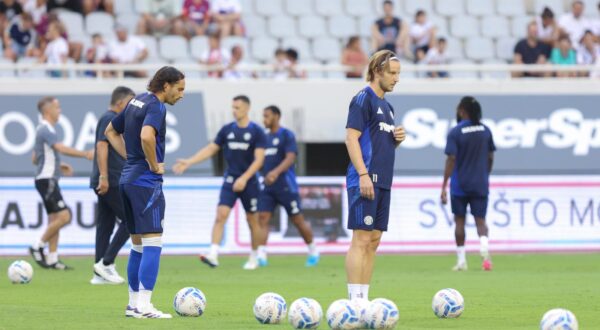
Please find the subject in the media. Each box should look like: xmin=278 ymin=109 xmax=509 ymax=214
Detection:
xmin=96 ymin=178 xmax=109 ymax=195
xmin=85 ymin=149 xmax=94 ymax=160
xmin=151 ymin=162 xmax=165 ymax=175
xmin=172 ymin=158 xmax=190 ymax=175
xmin=233 ymin=177 xmax=247 ymax=192
xmin=359 ymin=175 xmax=375 ymax=200
xmin=394 ymin=126 xmax=406 ymax=144
xmin=265 ymin=170 xmax=279 ymax=185
xmin=441 ymin=189 xmax=448 ymax=205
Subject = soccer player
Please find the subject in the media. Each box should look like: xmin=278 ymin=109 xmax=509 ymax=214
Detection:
xmin=256 ymin=105 xmax=319 ymax=267
xmin=105 ymin=66 xmax=185 ymax=318
xmin=441 ymin=96 xmax=496 ymax=271
xmin=172 ymin=95 xmax=266 ymax=270
xmin=344 ymin=50 xmax=405 ymax=300
xmin=29 ymin=97 xmax=93 ymax=270
xmin=89 ymin=86 xmax=135 ymax=285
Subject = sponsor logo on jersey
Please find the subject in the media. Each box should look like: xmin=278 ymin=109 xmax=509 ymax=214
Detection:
xmin=244 ymin=132 xmax=251 ymax=141
xmin=378 ymin=122 xmax=395 ymax=133
xmin=227 ymin=132 xmax=235 ymax=139
xmin=377 ymin=107 xmax=384 ymax=115
xmin=130 ymin=99 xmax=145 ymax=108
xmin=272 ymin=137 xmax=280 ymax=146
xmin=228 ymin=142 xmax=250 ymax=150
xmin=461 ymin=125 xmax=485 ymax=134
xmin=265 ymin=147 xmax=278 ymax=156
xmin=364 ymin=215 xmax=373 ymax=225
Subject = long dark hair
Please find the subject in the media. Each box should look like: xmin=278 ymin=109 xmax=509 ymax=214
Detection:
xmin=147 ymin=66 xmax=185 ymax=93
xmin=458 ymin=96 xmax=482 ymax=125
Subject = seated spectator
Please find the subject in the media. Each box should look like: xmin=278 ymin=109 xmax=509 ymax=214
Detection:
xmin=211 ymin=0 xmax=243 ymax=38
xmin=108 ymin=25 xmax=148 ymax=77
xmin=200 ymin=29 xmax=229 ymax=78
xmin=285 ymin=48 xmax=305 ymax=79
xmin=551 ymin=35 xmax=577 ymax=77
xmin=341 ymin=36 xmax=368 ymax=79
xmin=3 ymin=12 xmax=38 ymax=62
xmin=41 ymin=12 xmax=82 ymax=62
xmin=536 ymin=7 xmax=562 ymax=46
xmin=85 ymin=33 xmax=110 ymax=77
xmin=137 ymin=0 xmax=185 ymax=37
xmin=82 ymin=0 xmax=113 ymax=15
xmin=371 ymin=0 xmax=409 ymax=59
xmin=558 ymin=1 xmax=592 ymax=45
xmin=182 ymin=0 xmax=210 ymax=38
xmin=513 ymin=21 xmax=552 ymax=77
xmin=0 ymin=0 xmax=23 ymax=30
xmin=223 ymin=45 xmax=254 ymax=80
xmin=409 ymin=10 xmax=436 ymax=62
xmin=272 ymin=48 xmax=290 ymax=80
xmin=577 ymin=30 xmax=599 ymax=65
xmin=38 ymin=21 xmax=68 ymax=77
xmin=593 ymin=2 xmax=600 ymax=39
xmin=421 ymin=37 xmax=449 ymax=78
xmin=23 ymin=0 xmax=47 ymax=30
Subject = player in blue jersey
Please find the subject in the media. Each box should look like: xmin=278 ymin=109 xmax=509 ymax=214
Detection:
xmin=344 ymin=50 xmax=405 ymax=301
xmin=105 ymin=66 xmax=185 ymax=318
xmin=172 ymin=95 xmax=266 ymax=270
xmin=441 ymin=96 xmax=496 ymax=272
xmin=256 ymin=105 xmax=319 ymax=267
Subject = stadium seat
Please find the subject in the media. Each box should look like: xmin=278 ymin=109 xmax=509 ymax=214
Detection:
xmin=404 ymin=0 xmax=433 ymax=15
xmin=496 ymin=37 xmax=518 ymax=61
xmin=159 ymin=35 xmax=190 ymax=62
xmin=534 ymin=0 xmax=565 ymax=15
xmin=328 ymin=15 xmax=358 ymax=39
xmin=285 ymin=0 xmax=313 ymax=16
xmin=582 ymin=0 xmax=599 ymax=17
xmin=243 ymin=16 xmax=267 ymax=38
xmin=222 ymin=36 xmax=250 ymax=58
xmin=449 ymin=59 xmax=479 ymax=78
xmin=450 ymin=15 xmax=479 ymax=38
xmin=312 ymin=37 xmax=341 ymax=62
xmin=282 ymin=37 xmax=312 ymax=61
xmin=315 ymin=0 xmax=343 ymax=17
xmin=481 ymin=16 xmax=510 ymax=38
xmin=114 ymin=0 xmax=134 ymax=14
xmin=116 ymin=13 xmax=139 ymax=34
xmin=85 ymin=12 xmax=115 ymax=38
xmin=133 ymin=0 xmax=147 ymax=14
xmin=465 ymin=37 xmax=495 ymax=61
xmin=444 ymin=36 xmax=464 ymax=59
xmin=190 ymin=36 xmax=209 ymax=60
xmin=268 ymin=16 xmax=296 ymax=38
xmin=298 ymin=16 xmax=327 ymax=38
xmin=481 ymin=59 xmax=511 ymax=79
xmin=251 ymin=37 xmax=279 ymax=62
xmin=138 ymin=35 xmax=160 ymax=59
xmin=434 ymin=0 xmax=465 ymax=17
xmin=511 ymin=16 xmax=534 ymax=37
xmin=496 ymin=0 xmax=526 ymax=17
xmin=429 ymin=14 xmax=449 ymax=37
xmin=239 ymin=0 xmax=254 ymax=14
xmin=358 ymin=15 xmax=376 ymax=38
xmin=466 ymin=0 xmax=495 ymax=16
xmin=345 ymin=0 xmax=374 ymax=17
xmin=58 ymin=11 xmax=85 ymax=39
xmin=255 ymin=0 xmax=283 ymax=17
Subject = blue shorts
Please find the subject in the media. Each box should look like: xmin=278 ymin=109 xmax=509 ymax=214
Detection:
xmin=451 ymin=195 xmax=488 ymax=218
xmin=258 ymin=189 xmax=302 ymax=216
xmin=120 ymin=183 xmax=165 ymax=235
xmin=347 ymin=187 xmax=391 ymax=232
xmin=218 ymin=179 xmax=260 ymax=213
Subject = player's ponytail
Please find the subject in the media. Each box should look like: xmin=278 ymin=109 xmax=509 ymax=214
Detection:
xmin=366 ymin=50 xmax=399 ymax=82
xmin=147 ymin=66 xmax=185 ymax=93
xmin=458 ymin=96 xmax=482 ymax=125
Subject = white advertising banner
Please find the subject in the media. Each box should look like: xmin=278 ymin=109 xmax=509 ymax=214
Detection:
xmin=1 ymin=176 xmax=599 ymax=255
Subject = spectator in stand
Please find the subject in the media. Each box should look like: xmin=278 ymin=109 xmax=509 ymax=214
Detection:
xmin=211 ymin=0 xmax=243 ymax=38
xmin=577 ymin=30 xmax=600 ymax=64
xmin=371 ymin=0 xmax=409 ymax=58
xmin=513 ymin=21 xmax=552 ymax=77
xmin=558 ymin=1 xmax=592 ymax=45
xmin=3 ymin=12 xmax=38 ymax=62
xmin=42 ymin=12 xmax=82 ymax=63
xmin=421 ymin=37 xmax=449 ymax=78
xmin=38 ymin=21 xmax=68 ymax=77
xmin=410 ymin=10 xmax=436 ymax=62
xmin=182 ymin=0 xmax=211 ymax=38
xmin=536 ymin=7 xmax=562 ymax=47
xmin=272 ymin=48 xmax=290 ymax=80
xmin=200 ymin=28 xmax=229 ymax=78
xmin=341 ymin=36 xmax=368 ymax=79
xmin=85 ymin=33 xmax=110 ymax=77
xmin=285 ymin=48 xmax=305 ymax=79
xmin=0 ymin=0 xmax=23 ymax=30
xmin=550 ymin=35 xmax=577 ymax=77
xmin=108 ymin=25 xmax=148 ymax=77
xmin=82 ymin=0 xmax=114 ymax=15
xmin=223 ymin=45 xmax=254 ymax=80
xmin=593 ymin=2 xmax=600 ymax=39
xmin=23 ymin=0 xmax=47 ymax=30
xmin=137 ymin=0 xmax=185 ymax=37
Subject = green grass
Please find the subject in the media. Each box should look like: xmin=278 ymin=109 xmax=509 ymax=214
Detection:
xmin=0 ymin=254 xmax=598 ymax=329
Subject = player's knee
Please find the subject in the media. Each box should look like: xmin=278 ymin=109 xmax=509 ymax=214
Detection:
xmin=59 ymin=208 xmax=72 ymax=225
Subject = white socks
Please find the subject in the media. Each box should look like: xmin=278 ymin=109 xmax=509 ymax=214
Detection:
xmin=257 ymin=245 xmax=267 ymax=259
xmin=456 ymin=246 xmax=466 ymax=265
xmin=360 ymin=285 xmax=369 ymax=300
xmin=307 ymin=242 xmax=317 ymax=255
xmin=128 ymin=290 xmax=139 ymax=308
xmin=138 ymin=285 xmax=152 ymax=310
xmin=47 ymin=252 xmax=58 ymax=265
xmin=209 ymin=244 xmax=219 ymax=257
xmin=347 ymin=284 xmax=370 ymax=300
xmin=480 ymin=236 xmax=489 ymax=258
xmin=33 ymin=240 xmax=46 ymax=250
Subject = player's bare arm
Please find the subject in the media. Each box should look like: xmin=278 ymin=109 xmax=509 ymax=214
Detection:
xmin=95 ymin=140 xmax=110 ymax=195
xmin=265 ymin=151 xmax=296 ymax=186
xmin=394 ymin=125 xmax=406 ymax=147
xmin=141 ymin=125 xmax=163 ymax=174
xmin=441 ymin=155 xmax=456 ymax=205
xmin=345 ymin=128 xmax=374 ymax=200
xmin=234 ymin=147 xmax=265 ymax=192
xmin=53 ymin=142 xmax=93 ymax=160
xmin=172 ymin=142 xmax=220 ymax=175
xmin=104 ymin=122 xmax=127 ymax=159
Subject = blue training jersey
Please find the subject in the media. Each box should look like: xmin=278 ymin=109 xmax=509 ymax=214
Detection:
xmin=214 ymin=121 xmax=267 ymax=179
xmin=445 ymin=119 xmax=496 ymax=197
xmin=112 ymin=92 xmax=166 ymax=187
xmin=345 ymin=86 xmax=397 ymax=190
xmin=261 ymin=127 xmax=299 ymax=193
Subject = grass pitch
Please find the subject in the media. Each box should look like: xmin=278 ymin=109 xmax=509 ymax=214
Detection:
xmin=0 ymin=253 xmax=598 ymax=329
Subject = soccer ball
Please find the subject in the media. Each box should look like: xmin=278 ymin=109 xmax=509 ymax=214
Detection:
xmin=253 ymin=292 xmax=287 ymax=324
xmin=288 ymin=298 xmax=322 ymax=329
xmin=432 ymin=288 xmax=464 ymax=318
xmin=7 ymin=260 xmax=33 ymax=284
xmin=540 ymin=308 xmax=578 ymax=330
xmin=173 ymin=287 xmax=206 ymax=316
xmin=364 ymin=298 xmax=400 ymax=329
xmin=326 ymin=299 xmax=360 ymax=330
xmin=351 ymin=298 xmax=370 ymax=328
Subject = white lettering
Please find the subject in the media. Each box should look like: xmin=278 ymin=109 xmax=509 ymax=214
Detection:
xmin=0 ymin=112 xmax=36 ymax=155
xmin=265 ymin=147 xmax=278 ymax=156
xmin=378 ymin=122 xmax=395 ymax=133
xmin=130 ymin=99 xmax=145 ymax=108
xmin=460 ymin=125 xmax=485 ymax=134
xmin=228 ymin=142 xmax=250 ymax=150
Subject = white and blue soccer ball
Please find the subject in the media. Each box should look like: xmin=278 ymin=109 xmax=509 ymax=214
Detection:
xmin=326 ymin=299 xmax=360 ymax=330
xmin=351 ymin=298 xmax=371 ymax=329
xmin=173 ymin=287 xmax=206 ymax=317
xmin=540 ymin=308 xmax=578 ymax=330
xmin=7 ymin=260 xmax=33 ymax=284
xmin=288 ymin=298 xmax=323 ymax=329
xmin=253 ymin=292 xmax=287 ymax=324
xmin=364 ymin=298 xmax=400 ymax=329
xmin=432 ymin=288 xmax=464 ymax=318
